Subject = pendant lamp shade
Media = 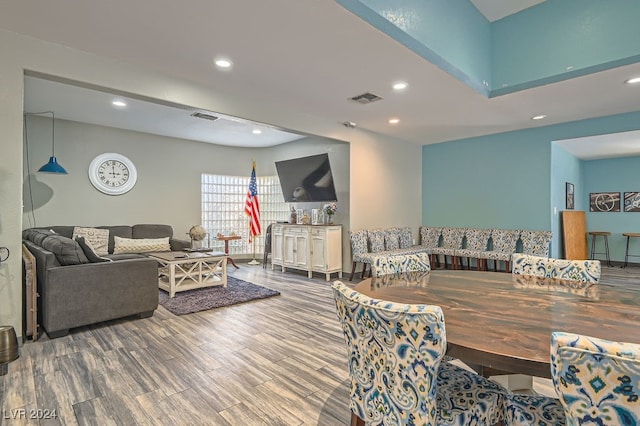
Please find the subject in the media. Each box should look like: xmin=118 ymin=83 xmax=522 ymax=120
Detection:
xmin=26 ymin=111 xmax=68 ymax=174
xmin=38 ymin=156 xmax=68 ymax=174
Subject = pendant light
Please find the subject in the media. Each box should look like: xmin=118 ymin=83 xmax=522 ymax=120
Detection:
xmin=27 ymin=111 xmax=68 ymax=174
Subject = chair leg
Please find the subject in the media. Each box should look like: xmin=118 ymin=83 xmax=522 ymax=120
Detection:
xmin=351 ymin=413 xmax=365 ymax=426
xmin=350 ymin=262 xmax=357 ymax=281
xmin=361 ymin=264 xmax=368 ymax=279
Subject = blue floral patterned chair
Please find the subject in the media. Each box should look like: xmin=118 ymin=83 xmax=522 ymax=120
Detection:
xmin=332 ymin=281 xmax=508 ymax=426
xmin=520 ymin=230 xmax=553 ymax=257
xmin=512 ymin=253 xmax=601 ymax=283
xmin=370 ymin=252 xmax=431 ymax=276
xmin=551 ymin=332 xmax=640 ymax=426
xmin=383 ymin=227 xmax=400 ymax=251
xmin=398 ymin=226 xmax=413 ymax=249
xmin=476 ymin=229 xmax=520 ymax=272
xmin=349 ymin=230 xmax=370 ymax=281
xmin=431 ymin=227 xmax=466 ymax=269
xmin=454 ymin=228 xmax=492 ymax=270
xmin=505 ymin=393 xmax=566 ymax=426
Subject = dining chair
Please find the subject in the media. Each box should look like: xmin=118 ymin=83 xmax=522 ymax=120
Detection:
xmin=420 ymin=226 xmax=442 ymax=266
xmin=520 ymin=230 xmax=553 ymax=257
xmin=512 ymin=253 xmax=601 ymax=283
xmin=430 ymin=227 xmax=465 ymax=269
xmin=454 ymin=227 xmax=491 ymax=270
xmin=383 ymin=227 xmax=400 ymax=251
xmin=370 ymin=252 xmax=431 ymax=276
xmin=476 ymin=229 xmax=520 ymax=272
xmin=331 ymin=281 xmax=507 ymax=426
xmin=348 ymin=230 xmax=370 ymax=281
xmin=551 ymin=332 xmax=640 ymax=425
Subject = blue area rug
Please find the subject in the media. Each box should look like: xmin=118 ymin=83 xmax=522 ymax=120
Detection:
xmin=158 ymin=276 xmax=280 ymax=315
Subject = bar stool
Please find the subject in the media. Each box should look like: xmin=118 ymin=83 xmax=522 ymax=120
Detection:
xmin=622 ymin=232 xmax=640 ymax=268
xmin=588 ymin=231 xmax=612 ymax=267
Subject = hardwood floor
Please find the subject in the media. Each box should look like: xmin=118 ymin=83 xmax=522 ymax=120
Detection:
xmin=2 ymin=264 xmax=638 ymax=425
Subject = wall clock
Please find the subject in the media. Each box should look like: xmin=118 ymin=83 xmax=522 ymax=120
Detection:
xmin=88 ymin=153 xmax=137 ymax=195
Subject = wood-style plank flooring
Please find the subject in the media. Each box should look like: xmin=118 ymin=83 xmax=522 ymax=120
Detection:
xmin=2 ymin=264 xmax=638 ymax=425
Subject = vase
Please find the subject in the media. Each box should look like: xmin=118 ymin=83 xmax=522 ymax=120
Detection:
xmin=326 ymin=215 xmax=334 ymax=225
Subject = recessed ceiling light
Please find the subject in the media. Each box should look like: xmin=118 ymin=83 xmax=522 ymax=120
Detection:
xmin=112 ymin=100 xmax=127 ymax=107
xmin=625 ymin=76 xmax=640 ymax=84
xmin=252 ymin=129 xmax=262 ymax=135
xmin=215 ymin=58 xmax=232 ymax=68
xmin=531 ymin=114 xmax=547 ymax=120
xmin=388 ymin=118 xmax=400 ymax=124
xmin=392 ymin=82 xmax=408 ymax=90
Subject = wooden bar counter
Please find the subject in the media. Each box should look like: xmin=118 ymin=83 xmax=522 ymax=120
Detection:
xmin=355 ymin=270 xmax=640 ymax=378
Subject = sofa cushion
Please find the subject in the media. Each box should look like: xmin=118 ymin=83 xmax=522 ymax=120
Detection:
xmin=114 ymin=236 xmax=171 ymax=254
xmin=40 ymin=234 xmax=90 ymax=265
xmin=132 ymin=224 xmax=174 ymax=239
xmin=75 ymin=236 xmax=111 ymax=263
xmin=23 ymin=228 xmax=56 ymax=246
xmin=96 ymin=226 xmax=133 ymax=254
xmin=73 ymin=227 xmax=109 ymax=256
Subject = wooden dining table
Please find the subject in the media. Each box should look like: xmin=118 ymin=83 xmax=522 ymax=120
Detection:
xmin=354 ymin=269 xmax=640 ymax=378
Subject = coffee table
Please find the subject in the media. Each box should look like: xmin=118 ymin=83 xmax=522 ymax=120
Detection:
xmin=149 ymin=251 xmax=227 ymax=298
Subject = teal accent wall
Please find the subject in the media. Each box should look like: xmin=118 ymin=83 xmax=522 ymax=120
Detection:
xmin=423 ymin=110 xmax=640 ymax=256
xmin=336 ymin=0 xmax=491 ymax=95
xmin=584 ymin=156 xmax=640 ymax=262
xmin=550 ymin=144 xmax=583 ymax=258
xmin=491 ymin=0 xmax=640 ymax=95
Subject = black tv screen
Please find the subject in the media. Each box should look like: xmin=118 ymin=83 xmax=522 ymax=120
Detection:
xmin=275 ymin=153 xmax=338 ymax=202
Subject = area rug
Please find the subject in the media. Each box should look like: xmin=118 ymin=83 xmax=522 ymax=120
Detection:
xmin=158 ymin=276 xmax=280 ymax=315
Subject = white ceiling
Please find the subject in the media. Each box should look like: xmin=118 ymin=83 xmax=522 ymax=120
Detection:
xmin=24 ymin=76 xmax=306 ymax=148
xmin=471 ymin=0 xmax=546 ymax=21
xmin=4 ymin=0 xmax=640 ymax=155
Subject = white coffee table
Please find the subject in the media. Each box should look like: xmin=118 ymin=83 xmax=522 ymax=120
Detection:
xmin=149 ymin=251 xmax=227 ymax=298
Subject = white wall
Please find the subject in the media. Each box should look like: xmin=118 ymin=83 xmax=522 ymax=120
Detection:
xmin=0 ymin=29 xmax=422 ymax=337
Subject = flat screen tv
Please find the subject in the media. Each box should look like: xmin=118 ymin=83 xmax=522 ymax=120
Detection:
xmin=275 ymin=153 xmax=338 ymax=202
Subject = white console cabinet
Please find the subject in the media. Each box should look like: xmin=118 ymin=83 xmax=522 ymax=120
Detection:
xmin=271 ymin=224 xmax=342 ymax=281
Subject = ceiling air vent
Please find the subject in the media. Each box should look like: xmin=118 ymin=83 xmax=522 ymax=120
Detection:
xmin=349 ymin=92 xmax=383 ymax=104
xmin=190 ymin=111 xmax=219 ymax=121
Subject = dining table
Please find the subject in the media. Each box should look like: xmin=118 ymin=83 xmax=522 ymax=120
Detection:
xmin=354 ymin=269 xmax=640 ymax=378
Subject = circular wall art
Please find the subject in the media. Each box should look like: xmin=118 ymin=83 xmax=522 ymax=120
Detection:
xmin=88 ymin=153 xmax=137 ymax=195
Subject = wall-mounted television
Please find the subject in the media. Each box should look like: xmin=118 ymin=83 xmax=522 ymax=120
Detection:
xmin=275 ymin=153 xmax=338 ymax=202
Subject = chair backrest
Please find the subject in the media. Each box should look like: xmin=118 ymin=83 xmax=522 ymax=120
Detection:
xmin=398 ymin=227 xmax=413 ymax=249
xmin=371 ymin=252 xmax=431 ymax=277
xmin=512 ymin=253 xmax=601 ymax=283
xmin=463 ymin=228 xmax=492 ymax=251
xmin=384 ymin=227 xmax=400 ymax=251
xmin=349 ymin=230 xmax=369 ymax=258
xmin=490 ymin=229 xmax=520 ymax=253
xmin=520 ymin=230 xmax=553 ymax=256
xmin=367 ymin=229 xmax=386 ymax=253
xmin=263 ymin=223 xmax=273 ymax=254
xmin=551 ymin=332 xmax=640 ymax=425
xmin=440 ymin=227 xmax=465 ymax=249
xmin=332 ymin=281 xmax=446 ymax=425
xmin=420 ymin=226 xmax=442 ymax=248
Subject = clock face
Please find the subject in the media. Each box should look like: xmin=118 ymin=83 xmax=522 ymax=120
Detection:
xmin=89 ymin=153 xmax=137 ymax=195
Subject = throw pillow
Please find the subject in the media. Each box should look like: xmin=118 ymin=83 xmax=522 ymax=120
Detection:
xmin=72 ymin=227 xmax=109 ymax=256
xmin=75 ymin=236 xmax=111 ymax=263
xmin=40 ymin=234 xmax=90 ymax=265
xmin=113 ymin=236 xmax=171 ymax=254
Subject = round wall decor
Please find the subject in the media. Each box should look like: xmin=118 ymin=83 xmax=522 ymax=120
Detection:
xmin=88 ymin=153 xmax=137 ymax=195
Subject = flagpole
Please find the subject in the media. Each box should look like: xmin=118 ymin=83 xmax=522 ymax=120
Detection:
xmin=248 ymin=239 xmax=260 ymax=265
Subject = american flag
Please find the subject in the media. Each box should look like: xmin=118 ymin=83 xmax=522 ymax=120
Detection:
xmin=245 ymin=161 xmax=261 ymax=243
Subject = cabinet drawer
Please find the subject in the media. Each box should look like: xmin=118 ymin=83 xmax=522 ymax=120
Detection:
xmin=310 ymin=228 xmax=325 ymax=236
xmin=284 ymin=227 xmax=308 ymax=235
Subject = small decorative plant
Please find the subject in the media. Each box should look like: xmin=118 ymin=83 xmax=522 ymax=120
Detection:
xmin=324 ymin=202 xmax=337 ymax=219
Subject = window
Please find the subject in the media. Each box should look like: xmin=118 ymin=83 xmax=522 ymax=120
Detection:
xmin=201 ymin=173 xmax=288 ymax=256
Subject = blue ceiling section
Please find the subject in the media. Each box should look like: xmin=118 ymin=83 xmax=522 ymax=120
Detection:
xmin=335 ymin=0 xmax=640 ymax=97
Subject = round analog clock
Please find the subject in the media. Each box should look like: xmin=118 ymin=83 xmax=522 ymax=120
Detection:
xmin=88 ymin=153 xmax=137 ymax=195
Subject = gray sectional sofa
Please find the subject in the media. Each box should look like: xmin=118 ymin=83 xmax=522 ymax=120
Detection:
xmin=22 ymin=224 xmax=190 ymax=338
